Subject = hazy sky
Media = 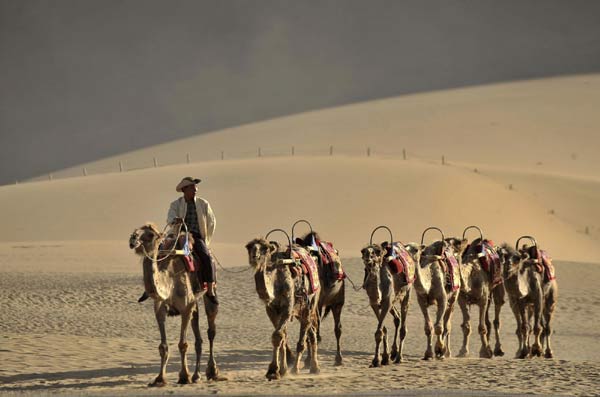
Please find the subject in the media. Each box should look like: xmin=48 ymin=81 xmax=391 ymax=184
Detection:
xmin=1 ymin=0 xmax=600 ymax=184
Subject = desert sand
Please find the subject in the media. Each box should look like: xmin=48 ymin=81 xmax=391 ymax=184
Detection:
xmin=1 ymin=76 xmax=600 ymax=396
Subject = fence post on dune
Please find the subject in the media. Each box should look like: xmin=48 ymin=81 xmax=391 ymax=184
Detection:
xmin=367 ymin=147 xmax=371 ymax=157
xmin=442 ymin=155 xmax=445 ymax=165
xmin=258 ymin=147 xmax=262 ymax=158
xmin=292 ymin=146 xmax=295 ymax=156
xmin=119 ymin=161 xmax=123 ymax=172
xmin=186 ymin=153 xmax=190 ymax=164
xmin=330 ymin=145 xmax=333 ymax=156
xmin=48 ymin=174 xmax=53 ymax=181
xmin=403 ymin=148 xmax=406 ymax=160
xmin=153 ymin=157 xmax=158 ymax=167
xmin=221 ymin=151 xmax=224 ymax=160
xmin=83 ymin=167 xmax=87 ymax=176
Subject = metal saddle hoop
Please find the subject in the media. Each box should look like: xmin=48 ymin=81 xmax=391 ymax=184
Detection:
xmin=265 ymin=228 xmax=297 ymax=266
xmin=516 ymin=235 xmax=539 ymax=260
xmin=291 ymin=219 xmax=319 ymax=253
xmin=421 ymin=226 xmax=445 ymax=256
xmin=462 ymin=225 xmax=484 ymax=242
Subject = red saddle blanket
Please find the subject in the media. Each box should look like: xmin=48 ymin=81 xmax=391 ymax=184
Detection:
xmin=317 ymin=240 xmax=346 ymax=280
xmin=292 ymin=248 xmax=321 ymax=294
xmin=182 ymin=255 xmax=198 ymax=272
xmin=443 ymin=249 xmax=460 ymax=291
xmin=384 ymin=243 xmax=415 ymax=284
xmin=479 ymin=240 xmax=503 ymax=287
xmin=538 ymin=250 xmax=556 ymax=282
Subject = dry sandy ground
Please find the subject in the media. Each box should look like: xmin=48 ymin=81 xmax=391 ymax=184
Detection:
xmin=0 ymin=254 xmax=599 ymax=396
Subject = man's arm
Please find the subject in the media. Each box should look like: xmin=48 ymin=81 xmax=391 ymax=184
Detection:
xmin=167 ymin=199 xmax=179 ymax=224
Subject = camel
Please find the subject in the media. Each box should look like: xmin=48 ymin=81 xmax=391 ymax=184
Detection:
xmin=497 ymin=237 xmax=558 ymax=359
xmin=360 ymin=226 xmax=417 ymax=366
xmin=129 ymin=223 xmax=220 ymax=386
xmin=295 ymin=227 xmax=345 ymax=366
xmin=245 ymin=232 xmax=321 ymax=380
xmin=413 ymin=227 xmax=462 ymax=360
xmin=451 ymin=226 xmax=506 ymax=359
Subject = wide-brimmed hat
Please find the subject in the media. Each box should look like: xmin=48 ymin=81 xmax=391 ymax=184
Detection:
xmin=176 ymin=176 xmax=201 ymax=192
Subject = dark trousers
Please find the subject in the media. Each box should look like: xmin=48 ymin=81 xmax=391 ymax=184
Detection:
xmin=191 ymin=232 xmax=216 ymax=284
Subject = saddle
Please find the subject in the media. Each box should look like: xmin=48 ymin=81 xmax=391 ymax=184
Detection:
xmin=442 ymin=248 xmax=461 ymax=292
xmin=291 ymin=247 xmax=321 ymax=294
xmin=295 ymin=237 xmax=346 ymax=283
xmin=463 ymin=239 xmax=503 ymax=287
xmin=159 ymin=233 xmax=198 ymax=272
xmin=381 ymin=242 xmax=415 ymax=284
xmin=527 ymin=247 xmax=556 ymax=282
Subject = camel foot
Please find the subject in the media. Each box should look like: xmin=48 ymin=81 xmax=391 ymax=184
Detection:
xmin=279 ymin=367 xmax=288 ymax=378
xmin=531 ymin=345 xmax=543 ymax=357
xmin=494 ymin=346 xmax=505 ymax=357
xmin=334 ymin=355 xmax=343 ymax=366
xmin=457 ymin=348 xmax=469 ymax=358
xmin=149 ymin=377 xmax=167 ymax=387
xmin=370 ymin=358 xmax=380 ymax=368
xmin=517 ymin=348 xmax=529 ymax=359
xmin=286 ymin=352 xmax=296 ymax=367
xmin=479 ymin=346 xmax=493 ymax=359
xmin=266 ymin=371 xmax=280 ymax=381
xmin=291 ymin=366 xmax=300 ymax=375
xmin=310 ymin=366 xmax=320 ymax=375
xmin=390 ymin=350 xmax=398 ymax=362
xmin=206 ymin=365 xmax=220 ymax=381
xmin=423 ymin=350 xmax=434 ymax=361
xmin=545 ymin=349 xmax=554 ymax=359
xmin=394 ymin=355 xmax=404 ymax=364
xmin=381 ymin=353 xmax=390 ymax=366
xmin=191 ymin=372 xmax=200 ymax=383
xmin=435 ymin=344 xmax=446 ymax=359
xmin=444 ymin=347 xmax=451 ymax=358
xmin=177 ymin=374 xmax=191 ymax=384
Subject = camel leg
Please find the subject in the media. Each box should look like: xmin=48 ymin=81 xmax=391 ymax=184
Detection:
xmin=204 ymin=297 xmax=220 ymax=380
xmin=395 ymin=292 xmax=410 ymax=363
xmin=332 ymin=303 xmax=344 ymax=366
xmin=477 ymin=298 xmax=493 ymax=358
xmin=190 ymin=305 xmax=203 ymax=383
xmin=492 ymin=287 xmax=505 ymax=356
xmin=278 ymin=325 xmax=288 ymax=377
xmin=518 ymin=306 xmax=530 ymax=359
xmin=457 ymin=294 xmax=471 ymax=357
xmin=543 ymin=289 xmax=557 ymax=358
xmin=417 ymin=294 xmax=434 ymax=360
xmin=434 ymin=293 xmax=448 ymax=359
xmin=150 ymin=302 xmax=169 ymax=387
xmin=389 ymin=306 xmax=400 ymax=362
xmin=177 ymin=308 xmax=193 ymax=384
xmin=442 ymin=293 xmax=456 ymax=358
xmin=308 ymin=323 xmax=320 ymax=374
xmin=531 ymin=293 xmax=544 ymax=357
xmin=293 ymin=314 xmax=311 ymax=374
xmin=372 ymin=297 xmax=391 ymax=367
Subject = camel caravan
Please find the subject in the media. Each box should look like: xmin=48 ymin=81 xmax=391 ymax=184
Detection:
xmin=130 ymin=218 xmax=559 ymax=385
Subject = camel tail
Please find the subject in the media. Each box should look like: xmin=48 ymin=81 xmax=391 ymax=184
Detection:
xmin=322 ymin=306 xmax=331 ymax=320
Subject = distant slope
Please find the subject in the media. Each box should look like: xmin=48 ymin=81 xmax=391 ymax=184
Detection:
xmin=2 ymin=156 xmax=599 ymax=265
xmin=53 ymin=74 xmax=600 ymax=180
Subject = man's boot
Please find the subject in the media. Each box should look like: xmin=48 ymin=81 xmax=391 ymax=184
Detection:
xmin=206 ymin=282 xmax=219 ymax=305
xmin=138 ymin=291 xmax=149 ymax=303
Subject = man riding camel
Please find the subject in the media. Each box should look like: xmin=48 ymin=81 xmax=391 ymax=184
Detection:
xmin=138 ymin=176 xmax=218 ymax=305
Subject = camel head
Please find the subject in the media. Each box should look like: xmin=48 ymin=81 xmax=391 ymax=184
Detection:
xmin=245 ymin=238 xmax=279 ymax=272
xmin=404 ymin=242 xmax=422 ymax=262
xmin=419 ymin=240 xmax=446 ymax=267
xmin=497 ymin=243 xmax=524 ymax=279
xmin=361 ymin=244 xmax=384 ymax=276
xmin=129 ymin=223 xmax=162 ymax=256
xmin=445 ymin=237 xmax=468 ymax=263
